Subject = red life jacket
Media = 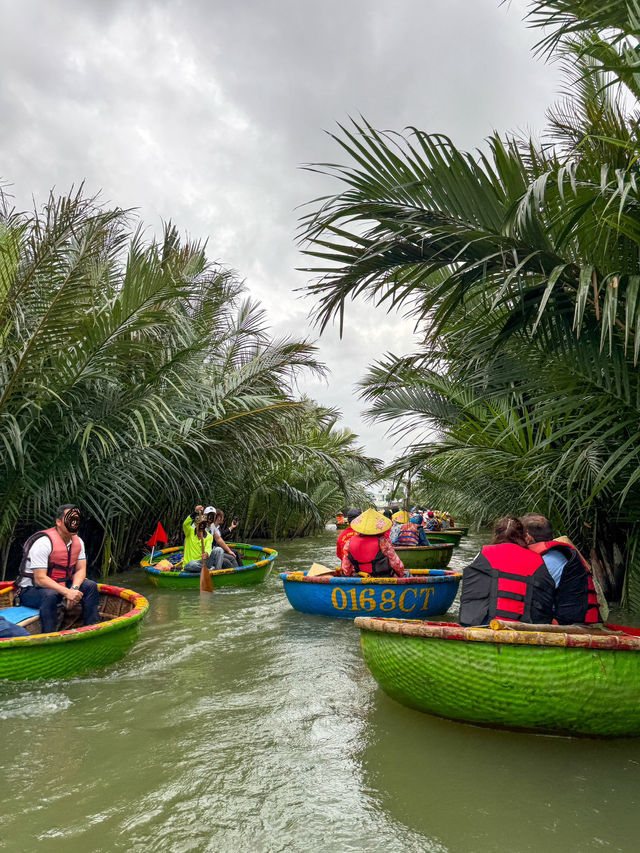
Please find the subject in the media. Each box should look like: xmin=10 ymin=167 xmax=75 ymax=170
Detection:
xmin=17 ymin=528 xmax=82 ymax=586
xmin=337 ymin=526 xmax=356 ymax=560
xmin=347 ymin=534 xmax=391 ymax=576
xmin=394 ymin=523 xmax=420 ymax=547
xmin=529 ymin=540 xmax=602 ymax=624
xmin=459 ymin=543 xmax=554 ymax=626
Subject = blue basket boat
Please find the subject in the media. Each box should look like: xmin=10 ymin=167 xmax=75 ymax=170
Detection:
xmin=279 ymin=570 xmax=462 ymax=620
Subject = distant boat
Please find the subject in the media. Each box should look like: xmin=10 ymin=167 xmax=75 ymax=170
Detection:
xmin=394 ymin=544 xmax=454 ymax=570
xmin=142 ymin=543 xmax=278 ymax=589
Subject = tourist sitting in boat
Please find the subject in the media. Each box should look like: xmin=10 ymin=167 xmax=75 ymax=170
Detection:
xmin=15 ymin=504 xmax=100 ymax=634
xmin=424 ymin=511 xmax=442 ymax=531
xmin=390 ymin=511 xmax=429 ymax=547
xmin=182 ymin=506 xmax=224 ymax=573
xmin=341 ymin=508 xmax=406 ymax=578
xmin=335 ymin=512 xmax=346 ymax=526
xmin=212 ymin=509 xmax=243 ymax=568
xmin=521 ymin=513 xmax=602 ymax=624
xmin=459 ymin=515 xmax=555 ymax=627
xmin=215 ymin=510 xmax=239 ymax=542
xmin=336 ymin=508 xmax=361 ymax=560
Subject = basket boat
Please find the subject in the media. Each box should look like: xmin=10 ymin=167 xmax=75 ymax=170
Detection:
xmin=355 ymin=617 xmax=640 ymax=736
xmin=0 ymin=582 xmax=149 ymax=681
xmin=393 ymin=544 xmax=454 ymax=570
xmin=141 ymin=543 xmax=278 ymax=589
xmin=280 ymin=570 xmax=461 ymax=620
xmin=422 ymin=530 xmax=463 ymax=546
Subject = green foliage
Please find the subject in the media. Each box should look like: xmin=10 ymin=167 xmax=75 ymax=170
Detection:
xmin=0 ymin=189 xmax=377 ymax=576
xmin=300 ymin=1 xmax=640 ymax=606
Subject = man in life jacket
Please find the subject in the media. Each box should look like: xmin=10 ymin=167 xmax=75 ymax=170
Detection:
xmin=390 ymin=511 xmax=429 ymax=547
xmin=336 ymin=508 xmax=361 ymax=561
xmin=521 ymin=514 xmax=603 ymax=624
xmin=341 ymin=508 xmax=406 ymax=577
xmin=16 ymin=504 xmax=99 ymax=634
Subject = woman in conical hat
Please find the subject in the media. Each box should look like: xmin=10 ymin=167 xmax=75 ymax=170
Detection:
xmin=340 ymin=508 xmax=406 ymax=577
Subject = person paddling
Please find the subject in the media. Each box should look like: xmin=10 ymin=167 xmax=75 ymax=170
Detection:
xmin=341 ymin=508 xmax=406 ymax=578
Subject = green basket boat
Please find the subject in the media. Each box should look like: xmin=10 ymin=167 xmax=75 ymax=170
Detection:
xmin=423 ymin=530 xmax=463 ymax=546
xmin=355 ymin=617 xmax=640 ymax=737
xmin=0 ymin=582 xmax=149 ymax=681
xmin=141 ymin=543 xmax=278 ymax=589
xmin=394 ymin=544 xmax=454 ymax=570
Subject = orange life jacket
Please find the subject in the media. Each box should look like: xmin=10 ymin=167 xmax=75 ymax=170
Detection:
xmin=17 ymin=527 xmax=82 ymax=586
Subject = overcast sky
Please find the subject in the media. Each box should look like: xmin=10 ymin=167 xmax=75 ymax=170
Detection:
xmin=0 ymin=0 xmax=560 ymax=460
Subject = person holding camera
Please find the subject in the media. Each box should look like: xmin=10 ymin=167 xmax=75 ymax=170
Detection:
xmin=182 ymin=505 xmax=224 ymax=573
xmin=15 ymin=504 xmax=100 ymax=633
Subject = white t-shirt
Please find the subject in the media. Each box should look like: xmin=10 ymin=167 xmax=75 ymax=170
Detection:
xmin=19 ymin=535 xmax=86 ymax=588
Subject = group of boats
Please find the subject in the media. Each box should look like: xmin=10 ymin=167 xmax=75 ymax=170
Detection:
xmin=3 ymin=524 xmax=640 ymax=739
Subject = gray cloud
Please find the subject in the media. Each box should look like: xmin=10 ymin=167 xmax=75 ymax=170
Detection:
xmin=0 ymin=0 xmax=559 ymax=458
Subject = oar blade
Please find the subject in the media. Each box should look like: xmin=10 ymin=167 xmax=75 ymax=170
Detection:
xmin=200 ymin=563 xmax=214 ymax=592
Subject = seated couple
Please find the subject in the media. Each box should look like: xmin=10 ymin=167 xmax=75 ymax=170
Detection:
xmin=182 ymin=506 xmax=242 ymax=573
xmin=459 ymin=514 xmax=603 ymax=627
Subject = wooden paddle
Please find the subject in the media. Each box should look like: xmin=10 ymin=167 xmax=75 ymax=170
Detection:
xmin=199 ymin=533 xmax=213 ymax=593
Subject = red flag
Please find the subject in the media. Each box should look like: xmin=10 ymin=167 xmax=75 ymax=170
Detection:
xmin=147 ymin=522 xmax=168 ymax=548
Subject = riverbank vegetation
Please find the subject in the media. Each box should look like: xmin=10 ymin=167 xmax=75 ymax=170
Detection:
xmin=301 ymin=0 xmax=640 ymax=607
xmin=0 ymin=189 xmax=377 ymax=577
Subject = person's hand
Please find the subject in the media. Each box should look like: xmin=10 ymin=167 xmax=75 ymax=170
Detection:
xmin=65 ymin=587 xmax=83 ymax=604
xmin=230 ymin=520 xmax=238 ymax=530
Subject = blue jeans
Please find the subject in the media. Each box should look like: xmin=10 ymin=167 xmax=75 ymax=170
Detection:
xmin=0 ymin=615 xmax=29 ymax=638
xmin=184 ymin=547 xmax=224 ymax=573
xmin=20 ymin=579 xmax=100 ymax=634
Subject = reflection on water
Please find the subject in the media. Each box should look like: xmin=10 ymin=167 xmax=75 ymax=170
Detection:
xmin=0 ymin=531 xmax=638 ymax=852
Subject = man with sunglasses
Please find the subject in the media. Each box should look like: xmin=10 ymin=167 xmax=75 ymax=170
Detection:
xmin=16 ymin=504 xmax=99 ymax=634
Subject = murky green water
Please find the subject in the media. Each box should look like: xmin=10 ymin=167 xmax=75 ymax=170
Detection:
xmin=1 ymin=531 xmax=639 ymax=852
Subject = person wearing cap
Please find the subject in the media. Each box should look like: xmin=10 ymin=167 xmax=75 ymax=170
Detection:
xmin=341 ymin=508 xmax=406 ymax=577
xmin=182 ymin=505 xmax=224 ymax=573
xmin=425 ymin=511 xmax=442 ymax=531
xmin=336 ymin=508 xmax=361 ymax=560
xmin=390 ymin=511 xmax=429 ymax=547
xmin=15 ymin=504 xmax=99 ymax=634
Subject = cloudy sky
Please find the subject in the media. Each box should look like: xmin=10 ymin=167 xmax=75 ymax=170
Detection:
xmin=0 ymin=0 xmax=560 ymax=459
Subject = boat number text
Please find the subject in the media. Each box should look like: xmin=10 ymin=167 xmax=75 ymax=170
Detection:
xmin=330 ymin=587 xmax=435 ymax=612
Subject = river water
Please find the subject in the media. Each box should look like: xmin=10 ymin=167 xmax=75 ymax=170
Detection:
xmin=1 ymin=530 xmax=640 ymax=852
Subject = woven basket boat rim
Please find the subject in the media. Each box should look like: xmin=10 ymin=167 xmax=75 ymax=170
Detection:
xmin=354 ymin=617 xmax=640 ymax=651
xmin=142 ymin=544 xmax=278 ymax=576
xmin=0 ymin=583 xmax=149 ymax=648
xmin=280 ymin=572 xmax=462 ymax=585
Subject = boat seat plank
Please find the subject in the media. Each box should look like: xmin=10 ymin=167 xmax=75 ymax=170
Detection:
xmin=0 ymin=606 xmax=40 ymax=625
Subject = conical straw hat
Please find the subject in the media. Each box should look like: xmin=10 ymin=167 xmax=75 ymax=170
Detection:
xmin=351 ymin=507 xmax=392 ymax=536
xmin=392 ymin=510 xmax=410 ymax=523
xmin=307 ymin=563 xmax=334 ymax=577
